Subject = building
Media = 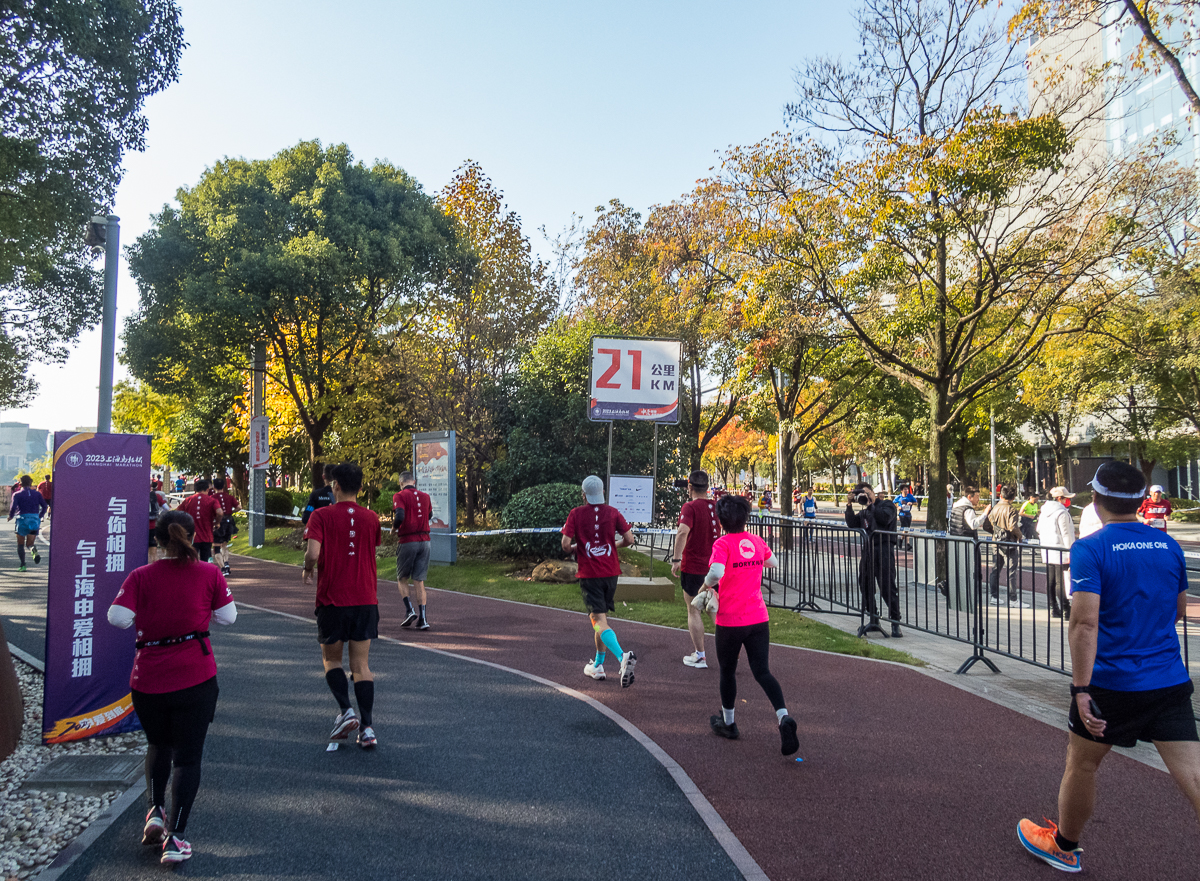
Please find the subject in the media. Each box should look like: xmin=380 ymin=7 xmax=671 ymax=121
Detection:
xmin=0 ymin=422 xmax=51 ymax=478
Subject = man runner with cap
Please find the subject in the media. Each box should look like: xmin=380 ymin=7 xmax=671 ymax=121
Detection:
xmin=303 ymin=462 xmax=382 ymax=748
xmin=1138 ymin=485 xmax=1173 ymax=532
xmin=671 ymin=470 xmax=719 ymax=668
xmin=562 ymin=475 xmax=638 ymax=687
xmin=1017 ymin=462 xmax=1200 ymax=873
xmin=177 ymin=479 xmax=222 ymax=564
xmin=392 ymin=471 xmax=432 ymax=630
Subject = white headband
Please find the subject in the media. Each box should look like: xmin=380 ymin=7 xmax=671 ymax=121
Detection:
xmin=1089 ymin=468 xmax=1146 ymax=499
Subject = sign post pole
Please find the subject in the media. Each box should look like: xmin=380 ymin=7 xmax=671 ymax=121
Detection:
xmin=606 ymin=421 xmax=613 ymax=502
xmin=651 ymin=422 xmax=658 ymax=526
xmin=249 ymin=344 xmax=267 ymax=548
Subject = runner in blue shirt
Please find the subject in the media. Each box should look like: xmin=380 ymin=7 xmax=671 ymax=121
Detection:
xmin=1017 ymin=462 xmax=1200 ymax=874
xmin=801 ymin=489 xmax=818 ymax=519
xmin=893 ymin=486 xmax=916 ymax=529
xmin=8 ymin=475 xmax=48 ymax=571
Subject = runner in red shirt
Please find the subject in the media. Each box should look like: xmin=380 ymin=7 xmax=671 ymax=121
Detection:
xmin=1138 ymin=485 xmax=1173 ymax=531
xmin=177 ymin=479 xmax=223 ymax=563
xmin=561 ymin=475 xmax=638 ymax=687
xmin=671 ymin=470 xmax=720 ymax=669
xmin=36 ymin=474 xmax=52 ymax=519
xmin=210 ymin=477 xmax=241 ymax=577
xmin=303 ymin=462 xmax=382 ymax=748
xmin=148 ymin=481 xmax=169 ymax=563
xmin=107 ymin=509 xmax=236 ymax=865
xmin=392 ymin=471 xmax=433 ymax=629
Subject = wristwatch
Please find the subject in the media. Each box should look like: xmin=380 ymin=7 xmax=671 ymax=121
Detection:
xmin=671 ymin=558 xmax=681 ymax=563
xmin=1069 ymin=684 xmax=1091 ymax=695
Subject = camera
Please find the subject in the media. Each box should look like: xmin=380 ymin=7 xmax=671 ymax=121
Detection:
xmin=673 ymin=478 xmax=690 ymax=490
xmin=855 ymin=493 xmax=871 ymax=506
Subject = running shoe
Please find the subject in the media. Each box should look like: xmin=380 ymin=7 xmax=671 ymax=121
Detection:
xmin=329 ymin=707 xmax=359 ymax=740
xmin=584 ymin=661 xmax=606 ymax=680
xmin=710 ymin=715 xmax=739 ymax=739
xmin=141 ymin=806 xmax=166 ymax=846
xmin=32 ymin=550 xmax=40 ymax=564
xmin=779 ymin=715 xmax=799 ymax=756
xmin=1009 ymin=599 xmax=1032 ymax=609
xmin=17 ymin=564 xmax=25 ymax=572
xmin=417 ymin=618 xmax=430 ymax=630
xmin=357 ymin=726 xmax=377 ymax=749
xmin=401 ymin=611 xmax=418 ymax=627
xmin=222 ymin=565 xmax=231 ymax=576
xmin=1017 ymin=818 xmax=1081 ymax=873
xmin=682 ymin=652 xmax=708 ymax=669
xmin=619 ymin=651 xmax=637 ymax=688
xmin=161 ymin=833 xmax=192 ymax=864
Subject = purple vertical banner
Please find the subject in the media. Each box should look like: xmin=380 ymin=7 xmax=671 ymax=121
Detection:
xmin=42 ymin=432 xmax=150 ymax=743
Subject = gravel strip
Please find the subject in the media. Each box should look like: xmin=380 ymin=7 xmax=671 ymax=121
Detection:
xmin=1 ymin=658 xmax=144 ymax=881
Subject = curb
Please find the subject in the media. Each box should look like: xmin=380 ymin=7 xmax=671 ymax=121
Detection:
xmin=32 ymin=781 xmax=146 ymax=881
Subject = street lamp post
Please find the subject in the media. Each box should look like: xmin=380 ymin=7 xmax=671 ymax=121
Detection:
xmin=87 ymin=214 xmax=121 ymax=433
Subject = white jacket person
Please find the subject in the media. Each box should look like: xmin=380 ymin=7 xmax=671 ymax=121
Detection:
xmin=1036 ymin=492 xmax=1075 ymax=566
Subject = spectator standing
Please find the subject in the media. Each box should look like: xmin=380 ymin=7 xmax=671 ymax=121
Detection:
xmin=987 ymin=485 xmax=1027 ymax=607
xmin=148 ymin=482 xmax=169 ymax=563
xmin=302 ymin=462 xmax=382 ymax=749
xmin=1036 ymin=487 xmax=1076 ymax=619
xmin=107 ymin=510 xmax=236 ymax=864
xmin=301 ymin=465 xmax=335 ymax=525
xmin=1138 ymin=484 xmax=1173 ymax=531
xmin=210 ymin=478 xmax=240 ymax=577
xmin=392 ymin=471 xmax=432 ymax=630
xmin=177 ymin=479 xmax=222 ymax=564
xmin=671 ymin=470 xmax=719 ymax=669
xmin=1078 ymin=501 xmax=1102 ymax=538
xmin=1017 ymin=462 xmax=1200 ymax=873
xmin=36 ymin=474 xmax=52 ymax=520
xmin=1019 ymin=491 xmax=1040 ymax=541
xmin=844 ymin=483 xmax=903 ymax=637
xmin=8 ymin=475 xmax=47 ymax=571
xmin=914 ymin=482 xmax=925 ymax=511
xmin=562 ymin=476 xmax=638 ymax=687
xmin=699 ymin=494 xmax=799 ymax=755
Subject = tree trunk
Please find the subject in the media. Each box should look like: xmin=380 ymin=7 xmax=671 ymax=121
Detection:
xmin=309 ymin=432 xmax=326 ymax=491
xmin=926 ymin=393 xmax=951 ymax=532
xmin=779 ymin=434 xmax=797 ymax=516
xmin=0 ymin=619 xmax=23 ymax=761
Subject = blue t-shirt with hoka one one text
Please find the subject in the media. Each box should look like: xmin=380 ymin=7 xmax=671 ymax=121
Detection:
xmin=1070 ymin=521 xmax=1189 ymax=691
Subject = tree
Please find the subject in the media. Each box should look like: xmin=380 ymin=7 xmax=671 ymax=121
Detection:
xmin=112 ymin=380 xmax=182 ymax=468
xmin=0 ymin=0 xmax=185 ymax=396
xmin=1008 ymin=1 xmax=1200 ymax=116
xmin=411 ymin=161 xmax=558 ymax=524
xmin=124 ymin=141 xmax=458 ymax=486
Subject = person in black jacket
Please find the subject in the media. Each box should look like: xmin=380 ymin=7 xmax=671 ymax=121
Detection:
xmin=844 ymin=482 xmax=902 ymax=637
xmin=302 ymin=465 xmax=335 ymax=525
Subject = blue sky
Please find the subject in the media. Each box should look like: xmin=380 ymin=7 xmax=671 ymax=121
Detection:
xmin=7 ymin=0 xmax=858 ymax=434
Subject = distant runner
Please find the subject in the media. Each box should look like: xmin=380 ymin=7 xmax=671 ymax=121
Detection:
xmin=177 ymin=479 xmax=222 ymax=564
xmin=302 ymin=465 xmax=335 ymax=525
xmin=210 ymin=477 xmax=240 ymax=577
xmin=392 ymin=471 xmax=432 ymax=630
xmin=1137 ymin=485 xmax=1172 ymax=532
xmin=36 ymin=474 xmax=52 ymax=520
xmin=8 ymin=475 xmax=47 ymax=571
xmin=671 ymin=470 xmax=719 ymax=669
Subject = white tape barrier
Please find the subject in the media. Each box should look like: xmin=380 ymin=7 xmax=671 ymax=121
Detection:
xmin=231 ymin=510 xmax=678 ymax=538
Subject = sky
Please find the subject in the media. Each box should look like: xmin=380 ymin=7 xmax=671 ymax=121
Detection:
xmin=4 ymin=0 xmax=859 ymax=436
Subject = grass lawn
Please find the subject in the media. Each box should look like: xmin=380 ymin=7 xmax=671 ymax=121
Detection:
xmin=228 ymin=530 xmax=922 ymax=666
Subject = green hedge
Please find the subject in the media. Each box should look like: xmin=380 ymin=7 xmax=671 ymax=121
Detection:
xmin=500 ymin=482 xmax=581 ymax=559
xmin=265 ymin=488 xmax=296 ymax=527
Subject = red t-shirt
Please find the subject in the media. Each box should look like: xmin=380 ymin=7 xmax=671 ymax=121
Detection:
xmin=303 ymin=501 xmax=381 ymax=607
xmin=392 ymin=486 xmax=432 ymax=543
xmin=562 ymin=504 xmax=630 ymax=579
xmin=709 ymin=532 xmax=771 ymax=627
xmin=112 ymin=560 xmax=233 ymax=693
xmin=214 ymin=491 xmax=240 ymax=518
xmin=1138 ymin=497 xmax=1173 ymax=529
xmin=37 ymin=480 xmax=52 ymax=501
xmin=679 ymin=498 xmax=720 ymax=575
xmin=179 ymin=493 xmax=222 ymax=543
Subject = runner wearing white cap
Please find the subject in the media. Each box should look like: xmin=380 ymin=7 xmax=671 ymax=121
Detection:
xmin=1137 ymin=484 xmax=1173 ymax=531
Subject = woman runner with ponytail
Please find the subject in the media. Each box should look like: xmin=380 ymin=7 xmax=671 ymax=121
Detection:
xmin=107 ymin=510 xmax=236 ymax=864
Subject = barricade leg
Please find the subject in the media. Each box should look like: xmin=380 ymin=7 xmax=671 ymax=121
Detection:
xmin=956 ymin=539 xmax=999 ymax=674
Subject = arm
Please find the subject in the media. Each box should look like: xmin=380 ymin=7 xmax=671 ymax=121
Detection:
xmin=1178 ymin=591 xmax=1189 ymax=623
xmin=1067 ymin=591 xmax=1105 ymax=736
xmin=212 ymin=601 xmax=237 ymax=625
xmin=617 ymin=529 xmax=636 ymax=549
xmin=764 ymin=551 xmax=779 ymax=570
xmin=107 ymin=605 xmax=135 ymax=628
xmin=671 ymin=523 xmax=691 ymax=577
xmin=703 ymin=562 xmax=726 ymax=588
xmin=302 ymin=538 xmax=321 ymax=585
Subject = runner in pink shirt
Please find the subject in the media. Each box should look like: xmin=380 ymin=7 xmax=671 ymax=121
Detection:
xmin=695 ymin=494 xmax=799 ymax=755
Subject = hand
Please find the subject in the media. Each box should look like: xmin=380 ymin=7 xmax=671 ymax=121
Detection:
xmin=302 ymin=568 xmax=314 ymax=586
xmin=691 ymin=589 xmax=709 ymax=611
xmin=1076 ymin=693 xmax=1106 ymax=738
xmin=846 ymin=493 xmax=855 ymax=505
xmin=670 ymin=560 xmax=682 ymax=578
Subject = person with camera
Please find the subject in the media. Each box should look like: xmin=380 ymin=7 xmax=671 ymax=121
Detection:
xmin=671 ymin=470 xmax=720 ymax=669
xmin=1017 ymin=462 xmax=1200 ymax=874
xmin=844 ymin=483 xmax=902 ymax=638
xmin=987 ymin=485 xmax=1028 ymax=607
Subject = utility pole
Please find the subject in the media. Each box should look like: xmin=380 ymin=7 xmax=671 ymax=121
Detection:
xmin=248 ymin=343 xmax=266 ymax=547
xmin=89 ymin=214 xmax=120 ymax=433
xmin=989 ymin=405 xmax=997 ymax=500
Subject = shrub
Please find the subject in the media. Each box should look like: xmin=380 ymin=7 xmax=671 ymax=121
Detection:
xmin=500 ymin=482 xmax=581 ymax=559
xmin=265 ymin=488 xmax=297 ymax=527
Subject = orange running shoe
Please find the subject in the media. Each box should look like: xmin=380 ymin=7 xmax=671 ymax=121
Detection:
xmin=1017 ymin=818 xmax=1082 ymax=873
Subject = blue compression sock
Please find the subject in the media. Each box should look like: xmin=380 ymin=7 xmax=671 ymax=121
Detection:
xmin=594 ymin=651 xmax=606 ymax=666
xmin=600 ymin=628 xmax=624 ymax=659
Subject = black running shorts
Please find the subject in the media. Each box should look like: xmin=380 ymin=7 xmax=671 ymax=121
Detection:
xmin=194 ymin=541 xmax=213 ymax=563
xmin=1068 ymin=680 xmax=1198 ymax=748
xmin=680 ymin=572 xmax=706 ymax=598
xmin=396 ymin=540 xmax=431 ymax=581
xmin=315 ymin=604 xmax=380 ymax=644
xmin=579 ymin=576 xmax=619 ymax=615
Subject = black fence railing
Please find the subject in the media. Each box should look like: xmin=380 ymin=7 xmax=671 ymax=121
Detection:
xmin=631 ymin=514 xmax=1198 ymax=715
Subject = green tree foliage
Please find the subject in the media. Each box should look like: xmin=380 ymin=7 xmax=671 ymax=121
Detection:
xmin=124 ymin=141 xmax=458 ymax=485
xmin=499 ymin=482 xmax=581 ymax=558
xmin=0 ymin=0 xmax=184 ymax=396
xmin=111 ymin=379 xmax=182 ymax=466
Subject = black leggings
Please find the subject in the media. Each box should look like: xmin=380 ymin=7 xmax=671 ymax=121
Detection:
xmin=715 ymin=622 xmax=786 ymax=712
xmin=131 ymin=677 xmax=219 ymax=836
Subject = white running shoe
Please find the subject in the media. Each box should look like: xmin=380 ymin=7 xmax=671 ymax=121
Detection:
xmin=161 ymin=833 xmax=192 ymax=864
xmin=683 ymin=652 xmax=708 ymax=669
xmin=619 ymin=651 xmax=637 ymax=688
xmin=329 ymin=707 xmax=359 ymax=740
xmin=584 ymin=661 xmax=606 ymax=680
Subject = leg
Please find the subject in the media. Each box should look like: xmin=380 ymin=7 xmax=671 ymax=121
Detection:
xmin=1154 ymin=740 xmax=1200 ymax=825
xmin=15 ymin=536 xmax=25 ymax=566
xmin=876 ymin=548 xmax=900 ymax=622
xmin=858 ymin=555 xmax=878 ymax=618
xmin=131 ymin=690 xmax=173 ymax=811
xmin=714 ymin=625 xmax=743 ymax=711
xmin=1057 ymin=732 xmax=1113 ymax=842
xmin=1046 ymin=565 xmax=1062 ymax=615
xmin=685 ymin=600 xmax=705 ymax=655
xmin=742 ymin=623 xmax=786 ymax=711
xmin=411 ymin=579 xmax=427 ymax=607
xmin=320 ymin=641 xmax=352 ymax=711
xmin=165 ymin=678 xmax=218 ymax=836
xmin=347 ymin=639 xmax=375 ymax=728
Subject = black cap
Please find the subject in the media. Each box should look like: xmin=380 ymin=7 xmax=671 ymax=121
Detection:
xmin=688 ymin=470 xmax=709 ymax=488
